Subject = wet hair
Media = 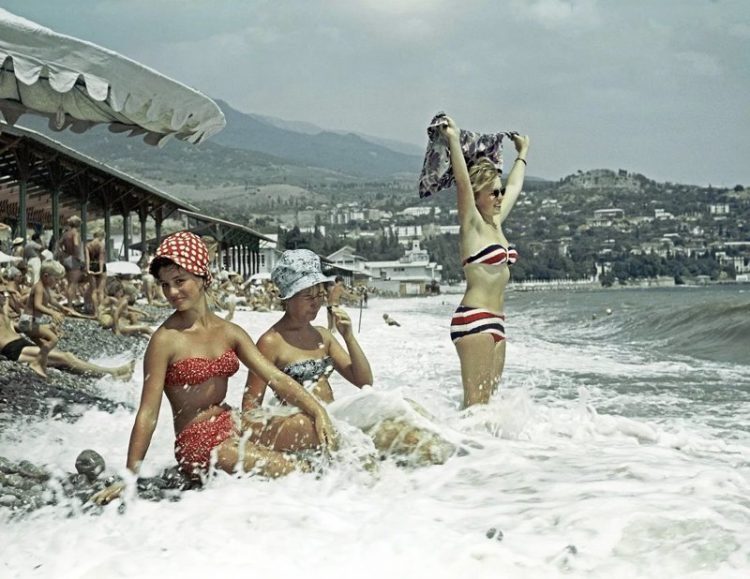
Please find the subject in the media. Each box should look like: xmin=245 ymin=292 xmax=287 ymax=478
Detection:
xmin=468 ymin=158 xmax=500 ymax=198
xmin=41 ymin=260 xmax=65 ymax=278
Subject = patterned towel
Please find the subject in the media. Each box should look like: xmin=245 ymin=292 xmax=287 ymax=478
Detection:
xmin=418 ymin=112 xmax=516 ymax=199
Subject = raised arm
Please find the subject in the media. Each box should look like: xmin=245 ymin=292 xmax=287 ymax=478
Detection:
xmin=232 ymin=325 xmax=337 ymax=449
xmin=324 ymin=309 xmax=372 ymax=387
xmin=440 ymin=115 xmax=479 ymax=227
xmin=496 ymin=134 xmax=530 ymax=224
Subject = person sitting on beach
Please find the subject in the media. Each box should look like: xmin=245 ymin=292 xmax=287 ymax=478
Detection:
xmin=92 ymin=232 xmax=337 ymax=506
xmin=0 ymin=291 xmax=134 ymax=379
xmin=97 ymin=279 xmax=153 ymax=337
xmin=17 ymin=260 xmax=70 ymax=373
xmin=382 ymin=313 xmax=401 ymax=327
xmin=438 ymin=114 xmax=530 ymax=408
xmin=85 ymin=229 xmax=107 ymax=316
xmin=244 ymin=249 xmax=455 ymax=465
xmin=1 ymin=265 xmax=28 ymax=316
xmin=217 ymin=272 xmax=246 ymax=322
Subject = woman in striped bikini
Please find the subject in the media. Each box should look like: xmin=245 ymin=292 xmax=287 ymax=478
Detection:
xmin=439 ymin=115 xmax=530 ymax=408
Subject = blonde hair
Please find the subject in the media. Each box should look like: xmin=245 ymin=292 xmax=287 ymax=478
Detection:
xmin=41 ymin=260 xmax=65 ymax=278
xmin=92 ymin=229 xmax=104 ymax=239
xmin=67 ymin=215 xmax=82 ymax=226
xmin=468 ymin=158 xmax=499 ymax=197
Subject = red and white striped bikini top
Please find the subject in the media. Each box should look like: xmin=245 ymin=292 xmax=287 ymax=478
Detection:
xmin=462 ymin=243 xmax=519 ymax=267
xmin=164 ymin=349 xmax=240 ymax=387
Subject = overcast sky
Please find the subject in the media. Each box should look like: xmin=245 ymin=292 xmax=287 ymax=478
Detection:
xmin=4 ymin=0 xmax=749 ymax=186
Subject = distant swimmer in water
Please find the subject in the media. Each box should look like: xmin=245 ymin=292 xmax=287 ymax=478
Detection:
xmin=383 ymin=313 xmax=401 ymax=327
xmin=244 ymin=250 xmax=455 ymax=466
xmin=92 ymin=233 xmax=336 ymax=505
xmin=436 ymin=114 xmax=530 ymax=408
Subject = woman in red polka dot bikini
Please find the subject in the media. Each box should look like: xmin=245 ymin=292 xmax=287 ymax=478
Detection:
xmin=93 ymin=231 xmax=336 ymax=504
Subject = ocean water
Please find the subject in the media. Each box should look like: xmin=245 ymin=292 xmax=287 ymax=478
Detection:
xmin=1 ymin=285 xmax=749 ymax=579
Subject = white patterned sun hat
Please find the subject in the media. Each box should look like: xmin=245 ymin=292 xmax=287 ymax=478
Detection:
xmin=272 ymin=249 xmax=333 ymax=300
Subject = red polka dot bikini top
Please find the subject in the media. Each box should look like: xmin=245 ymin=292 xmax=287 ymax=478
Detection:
xmin=164 ymin=349 xmax=240 ymax=387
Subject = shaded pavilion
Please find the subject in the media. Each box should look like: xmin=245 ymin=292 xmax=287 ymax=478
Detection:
xmin=126 ymin=209 xmax=275 ymax=279
xmin=178 ymin=209 xmax=275 ymax=278
xmin=0 ymin=122 xmax=198 ymax=260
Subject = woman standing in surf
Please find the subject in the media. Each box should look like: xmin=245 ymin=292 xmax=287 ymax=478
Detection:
xmin=438 ymin=114 xmax=530 ymax=407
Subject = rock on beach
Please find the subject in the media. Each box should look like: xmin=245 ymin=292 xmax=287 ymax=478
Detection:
xmin=0 ymin=308 xmax=195 ymax=515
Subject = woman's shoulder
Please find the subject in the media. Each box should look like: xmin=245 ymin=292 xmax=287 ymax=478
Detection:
xmin=312 ymin=325 xmax=332 ymax=344
xmin=256 ymin=325 xmax=284 ymax=349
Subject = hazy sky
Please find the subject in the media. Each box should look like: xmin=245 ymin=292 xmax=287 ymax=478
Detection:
xmin=4 ymin=0 xmax=749 ymax=186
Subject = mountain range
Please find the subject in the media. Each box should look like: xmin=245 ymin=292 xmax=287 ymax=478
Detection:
xmin=14 ymin=99 xmax=426 ymax=191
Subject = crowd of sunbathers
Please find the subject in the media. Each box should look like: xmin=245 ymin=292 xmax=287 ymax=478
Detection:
xmin=0 ymin=225 xmax=368 ymax=381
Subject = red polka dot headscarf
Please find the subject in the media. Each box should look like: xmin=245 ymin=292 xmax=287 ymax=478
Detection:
xmin=152 ymin=231 xmax=212 ymax=284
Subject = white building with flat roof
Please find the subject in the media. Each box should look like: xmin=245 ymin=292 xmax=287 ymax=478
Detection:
xmin=365 ymin=241 xmax=442 ymax=295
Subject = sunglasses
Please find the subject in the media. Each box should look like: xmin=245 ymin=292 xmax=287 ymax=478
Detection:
xmin=491 ymin=187 xmax=506 ymax=199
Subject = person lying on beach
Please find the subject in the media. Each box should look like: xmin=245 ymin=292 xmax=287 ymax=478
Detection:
xmin=0 ymin=292 xmax=134 ymax=379
xmin=382 ymin=313 xmax=401 ymax=327
xmin=97 ymin=280 xmax=153 ymax=337
xmin=244 ymin=250 xmax=455 ymax=465
xmin=92 ymin=232 xmax=337 ymax=506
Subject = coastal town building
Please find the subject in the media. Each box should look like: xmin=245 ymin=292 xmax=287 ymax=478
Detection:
xmin=365 ymin=240 xmax=442 ymax=296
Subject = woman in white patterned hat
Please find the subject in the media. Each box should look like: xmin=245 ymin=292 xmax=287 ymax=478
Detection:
xmin=244 ymin=249 xmax=456 ymax=466
xmin=92 ymin=232 xmax=336 ymax=505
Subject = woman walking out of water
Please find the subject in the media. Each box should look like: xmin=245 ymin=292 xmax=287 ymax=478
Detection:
xmin=93 ymin=232 xmax=336 ymax=505
xmin=439 ymin=115 xmax=529 ymax=407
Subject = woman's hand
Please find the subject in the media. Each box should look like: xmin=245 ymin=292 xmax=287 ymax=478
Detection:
xmin=90 ymin=480 xmax=126 ymax=505
xmin=438 ymin=115 xmax=460 ymax=142
xmin=330 ymin=306 xmax=353 ymax=339
xmin=313 ymin=408 xmax=338 ymax=451
xmin=511 ymin=133 xmax=530 ymax=155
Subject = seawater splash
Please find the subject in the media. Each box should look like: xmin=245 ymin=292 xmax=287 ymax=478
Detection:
xmin=2 ymin=289 xmax=750 ymax=578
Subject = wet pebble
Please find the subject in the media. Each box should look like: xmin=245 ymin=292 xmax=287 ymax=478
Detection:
xmin=75 ymin=450 xmax=106 ymax=481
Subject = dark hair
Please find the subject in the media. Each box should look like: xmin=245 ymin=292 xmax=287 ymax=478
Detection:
xmin=32 ymin=232 xmax=41 ymax=242
xmin=149 ymin=256 xmax=176 ymax=279
xmin=335 ymin=276 xmax=344 ymax=283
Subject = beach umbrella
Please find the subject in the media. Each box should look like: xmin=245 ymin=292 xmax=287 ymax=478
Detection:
xmin=0 ymin=8 xmax=225 ymax=146
xmin=0 ymin=249 xmax=22 ymax=264
xmin=106 ymin=261 xmax=142 ymax=277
